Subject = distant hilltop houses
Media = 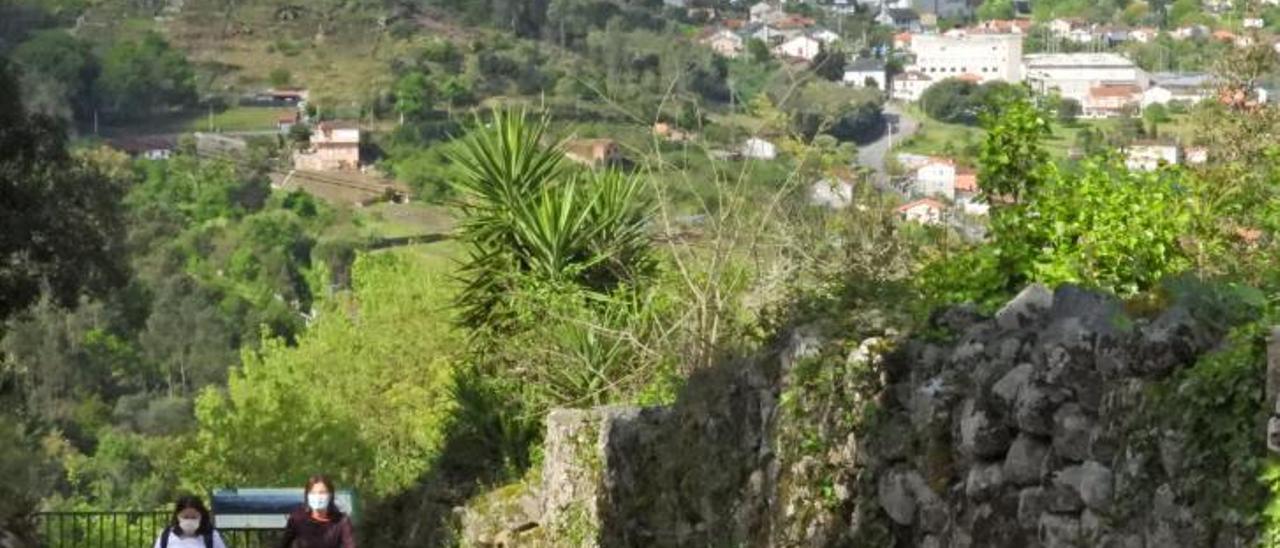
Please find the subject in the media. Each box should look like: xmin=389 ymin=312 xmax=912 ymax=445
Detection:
xmin=691 ymin=2 xmax=1265 ymax=119
xmin=883 ymin=21 xmax=1268 ymax=118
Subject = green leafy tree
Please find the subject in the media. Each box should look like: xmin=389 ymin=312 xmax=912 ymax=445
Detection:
xmin=0 ymin=422 xmax=48 ymax=545
xmin=928 ymin=95 xmax=1203 ymax=303
xmin=419 ymin=39 xmax=464 ymax=73
xmin=810 ymin=48 xmax=846 ymax=82
xmin=288 ymin=122 xmax=312 ymax=146
xmin=97 ymin=32 xmax=195 ymax=118
xmin=747 ymin=38 xmax=771 ymax=63
xmin=394 ymin=71 xmax=438 ymax=123
xmin=1143 ymin=103 xmax=1169 ymax=137
xmin=0 ymin=60 xmax=128 ymax=321
xmin=1167 ymin=0 xmax=1199 ymax=26
xmin=1057 ymin=97 xmax=1081 ymax=124
xmin=12 ymin=30 xmax=98 ymax=121
xmin=920 ymin=78 xmax=979 ymax=124
xmin=977 ymin=0 xmax=1015 ymax=20
xmin=269 ymin=67 xmax=292 ymax=87
xmin=978 ymin=94 xmax=1052 ymax=205
xmin=184 ymin=251 xmax=460 ymax=497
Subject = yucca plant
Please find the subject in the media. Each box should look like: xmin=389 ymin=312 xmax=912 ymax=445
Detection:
xmin=450 ymin=109 xmax=654 ymax=331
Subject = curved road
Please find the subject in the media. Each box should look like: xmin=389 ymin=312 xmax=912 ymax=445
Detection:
xmin=857 ymin=103 xmax=919 ymax=191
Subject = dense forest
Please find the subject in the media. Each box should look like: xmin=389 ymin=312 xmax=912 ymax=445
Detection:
xmin=6 ymin=0 xmax=1280 ymax=546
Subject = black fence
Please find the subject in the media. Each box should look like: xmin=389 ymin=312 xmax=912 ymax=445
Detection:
xmin=36 ymin=512 xmax=282 ymax=548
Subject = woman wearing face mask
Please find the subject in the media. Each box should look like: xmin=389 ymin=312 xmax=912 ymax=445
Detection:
xmin=278 ymin=474 xmax=356 ymax=548
xmin=152 ymin=495 xmax=228 ymax=548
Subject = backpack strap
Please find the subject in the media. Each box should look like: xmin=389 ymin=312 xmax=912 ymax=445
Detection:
xmin=203 ymin=529 xmax=214 ymax=548
xmin=160 ymin=526 xmax=171 ymax=548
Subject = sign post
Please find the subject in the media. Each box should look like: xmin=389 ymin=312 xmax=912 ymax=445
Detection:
xmin=211 ymin=488 xmax=357 ymax=530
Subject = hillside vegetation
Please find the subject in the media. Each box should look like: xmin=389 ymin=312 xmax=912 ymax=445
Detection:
xmin=6 ymin=1 xmax=1280 ymax=547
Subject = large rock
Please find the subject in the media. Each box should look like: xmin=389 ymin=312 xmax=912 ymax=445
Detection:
xmin=1043 ymin=480 xmax=1084 ymax=514
xmin=1039 ymin=514 xmax=1082 ymax=548
xmin=1158 ymin=429 xmax=1187 ymax=478
xmin=1004 ymin=434 xmax=1050 ymax=486
xmin=957 ymin=399 xmax=1012 ymax=461
xmin=1052 ymin=403 xmax=1094 ymax=462
xmin=1049 ymin=286 xmax=1123 ymax=331
xmin=878 ymin=469 xmax=920 ymax=525
xmin=964 ymin=498 xmax=1026 ymax=548
xmin=932 ymin=303 xmax=988 ymax=334
xmin=1136 ymin=306 xmax=1216 ymax=377
xmin=1147 ymin=483 xmax=1194 ymax=548
xmin=1054 ymin=461 xmax=1114 ymax=512
xmin=909 ymin=373 xmax=964 ymax=435
xmin=964 ymin=463 xmax=1005 ymax=501
xmin=878 ymin=468 xmax=946 ymax=529
xmin=1017 ymin=488 xmax=1048 ymax=531
xmin=1014 ymin=384 xmax=1056 ymax=436
xmin=993 ymin=363 xmax=1033 ymax=409
xmin=996 ymin=284 xmax=1054 ymax=330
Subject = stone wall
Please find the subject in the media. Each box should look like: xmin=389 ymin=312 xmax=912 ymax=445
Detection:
xmin=462 ymin=284 xmax=1258 ymax=547
xmin=865 ymin=284 xmax=1250 ymax=547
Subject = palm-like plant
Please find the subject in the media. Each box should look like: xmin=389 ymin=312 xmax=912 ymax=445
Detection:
xmin=451 ymin=109 xmax=653 ymax=331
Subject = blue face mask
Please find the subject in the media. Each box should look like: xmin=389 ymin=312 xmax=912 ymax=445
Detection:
xmin=307 ymin=494 xmax=329 ymax=511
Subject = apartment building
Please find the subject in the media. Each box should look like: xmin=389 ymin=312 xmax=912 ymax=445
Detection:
xmin=908 ymin=32 xmax=1024 ymax=83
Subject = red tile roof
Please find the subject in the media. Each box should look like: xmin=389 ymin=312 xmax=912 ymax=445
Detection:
xmin=1090 ymin=84 xmax=1141 ymax=98
xmin=896 ymin=198 xmax=947 ymax=213
xmin=955 ymin=169 xmax=978 ymax=192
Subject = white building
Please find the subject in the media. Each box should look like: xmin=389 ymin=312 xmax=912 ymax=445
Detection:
xmin=701 ymin=29 xmax=744 ymax=58
xmin=1172 ymin=25 xmax=1209 ymax=40
xmin=908 ymin=33 xmax=1024 ymax=84
xmin=843 ymin=58 xmax=887 ymax=91
xmin=774 ymin=35 xmax=821 ymax=61
xmin=749 ymin=2 xmax=783 ymax=24
xmin=1186 ymin=147 xmax=1208 ymax=165
xmin=1047 ymin=18 xmax=1080 ymax=37
xmin=1023 ymin=53 xmax=1146 ymax=104
xmin=1130 ymin=27 xmax=1159 ymax=43
xmin=1124 ymin=142 xmax=1180 ymax=171
xmin=741 ymin=137 xmax=778 ymax=160
xmin=914 ymin=158 xmax=957 ymax=200
xmin=811 ymin=28 xmax=841 ymax=45
xmin=883 ymin=0 xmax=971 ymax=18
xmin=877 ymin=8 xmax=922 ymax=32
xmin=897 ymin=198 xmax=947 ymax=225
xmin=1142 ymin=74 xmax=1215 ymax=109
xmin=1084 ymin=83 xmax=1142 ymax=118
xmin=893 ymin=71 xmax=933 ymax=101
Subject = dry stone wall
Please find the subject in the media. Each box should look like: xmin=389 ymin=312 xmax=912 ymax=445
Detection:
xmin=462 ymin=284 xmax=1257 ymax=547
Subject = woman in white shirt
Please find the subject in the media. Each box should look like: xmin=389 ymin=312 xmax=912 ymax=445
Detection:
xmin=151 ymin=495 xmax=229 ymax=548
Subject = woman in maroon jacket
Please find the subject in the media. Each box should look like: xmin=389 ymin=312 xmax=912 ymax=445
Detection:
xmin=278 ymin=475 xmax=356 ymax=548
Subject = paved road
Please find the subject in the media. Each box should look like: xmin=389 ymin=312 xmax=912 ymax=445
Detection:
xmin=857 ymin=103 xmax=919 ymax=189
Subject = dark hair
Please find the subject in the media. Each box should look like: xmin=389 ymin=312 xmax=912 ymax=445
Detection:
xmin=170 ymin=495 xmax=213 ymax=536
xmin=304 ymin=474 xmax=343 ymax=517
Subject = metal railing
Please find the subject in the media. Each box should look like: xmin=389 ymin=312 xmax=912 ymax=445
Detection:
xmin=35 ymin=512 xmax=283 ymax=548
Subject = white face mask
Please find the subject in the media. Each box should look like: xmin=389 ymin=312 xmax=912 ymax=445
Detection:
xmin=307 ymin=493 xmax=330 ymax=511
xmin=178 ymin=518 xmax=201 ymax=535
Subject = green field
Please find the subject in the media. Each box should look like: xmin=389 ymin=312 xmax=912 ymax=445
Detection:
xmin=186 ymin=107 xmax=291 ymax=133
xmin=355 ymin=202 xmax=457 ymax=240
xmin=896 ymin=105 xmax=1197 ymax=162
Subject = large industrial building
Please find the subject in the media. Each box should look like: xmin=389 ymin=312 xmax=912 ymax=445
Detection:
xmin=1022 ymin=53 xmax=1148 ymax=104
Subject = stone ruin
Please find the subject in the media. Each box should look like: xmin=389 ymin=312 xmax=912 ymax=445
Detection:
xmin=462 ymin=284 xmax=1263 ymax=547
